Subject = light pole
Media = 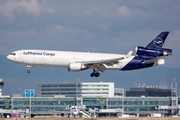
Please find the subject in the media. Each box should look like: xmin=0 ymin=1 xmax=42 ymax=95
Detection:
xmin=122 ymin=89 xmax=124 ymax=115
xmin=30 ymin=90 xmax=31 ymax=118
xmin=25 ymin=89 xmax=34 ymax=117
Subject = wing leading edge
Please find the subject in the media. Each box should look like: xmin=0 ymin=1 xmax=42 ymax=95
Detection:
xmin=83 ymin=51 xmax=133 ymax=70
xmin=84 ymin=57 xmax=124 ymax=66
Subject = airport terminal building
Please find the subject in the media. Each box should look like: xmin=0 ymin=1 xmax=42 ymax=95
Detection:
xmin=126 ymin=87 xmax=172 ymax=97
xmin=0 ymin=96 xmax=176 ymax=117
xmin=0 ymin=80 xmax=179 ymax=118
xmin=36 ymin=82 xmax=115 ymax=97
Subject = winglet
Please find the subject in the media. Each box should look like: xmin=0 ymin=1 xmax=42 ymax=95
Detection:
xmin=126 ymin=51 xmax=133 ymax=58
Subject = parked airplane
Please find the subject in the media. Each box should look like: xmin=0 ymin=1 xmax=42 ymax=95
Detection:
xmin=7 ymin=31 xmax=172 ymax=77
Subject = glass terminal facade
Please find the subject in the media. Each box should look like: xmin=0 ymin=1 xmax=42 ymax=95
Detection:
xmin=36 ymin=82 xmax=114 ymax=97
xmin=0 ymin=97 xmax=175 ymax=116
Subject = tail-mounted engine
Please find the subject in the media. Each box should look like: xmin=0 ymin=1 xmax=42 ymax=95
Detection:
xmin=135 ymin=46 xmax=172 ymax=57
xmin=68 ymin=63 xmax=87 ymax=72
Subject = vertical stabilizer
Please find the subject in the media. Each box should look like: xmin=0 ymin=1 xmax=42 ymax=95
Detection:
xmin=145 ymin=31 xmax=169 ymax=49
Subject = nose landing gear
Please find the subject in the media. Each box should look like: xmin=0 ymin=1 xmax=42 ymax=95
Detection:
xmin=27 ymin=70 xmax=30 ymax=73
xmin=27 ymin=65 xmax=31 ymax=73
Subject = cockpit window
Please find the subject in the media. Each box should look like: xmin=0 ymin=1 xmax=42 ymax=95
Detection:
xmin=10 ymin=53 xmax=16 ymax=56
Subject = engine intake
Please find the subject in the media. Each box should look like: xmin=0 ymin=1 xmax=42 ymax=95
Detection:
xmin=68 ymin=63 xmax=87 ymax=72
xmin=135 ymin=46 xmax=172 ymax=57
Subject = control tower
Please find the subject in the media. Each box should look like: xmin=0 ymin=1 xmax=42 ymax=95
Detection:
xmin=0 ymin=79 xmax=4 ymax=97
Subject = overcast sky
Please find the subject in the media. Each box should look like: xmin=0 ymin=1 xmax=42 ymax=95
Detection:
xmin=0 ymin=0 xmax=180 ymax=68
xmin=0 ymin=0 xmax=180 ymax=94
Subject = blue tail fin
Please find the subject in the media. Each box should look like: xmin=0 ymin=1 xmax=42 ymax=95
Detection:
xmin=145 ymin=31 xmax=169 ymax=49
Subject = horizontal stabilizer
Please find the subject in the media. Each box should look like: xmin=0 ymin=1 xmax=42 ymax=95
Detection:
xmin=142 ymin=57 xmax=164 ymax=64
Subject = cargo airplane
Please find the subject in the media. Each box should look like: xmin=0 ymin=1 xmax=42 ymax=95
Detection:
xmin=7 ymin=31 xmax=172 ymax=77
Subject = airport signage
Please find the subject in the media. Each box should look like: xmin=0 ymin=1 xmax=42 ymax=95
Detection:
xmin=25 ymin=89 xmax=35 ymax=97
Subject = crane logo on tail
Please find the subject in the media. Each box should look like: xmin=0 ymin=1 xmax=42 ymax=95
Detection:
xmin=153 ymin=37 xmax=163 ymax=47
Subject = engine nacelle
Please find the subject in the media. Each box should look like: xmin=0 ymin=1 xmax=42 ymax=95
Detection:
xmin=135 ymin=46 xmax=172 ymax=57
xmin=68 ymin=63 xmax=87 ymax=72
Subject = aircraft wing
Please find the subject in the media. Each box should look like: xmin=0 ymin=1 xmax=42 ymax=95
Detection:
xmin=83 ymin=51 xmax=133 ymax=67
xmin=84 ymin=57 xmax=125 ymax=67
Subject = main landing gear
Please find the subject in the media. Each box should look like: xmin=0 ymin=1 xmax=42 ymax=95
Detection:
xmin=27 ymin=65 xmax=31 ymax=73
xmin=90 ymin=72 xmax=100 ymax=77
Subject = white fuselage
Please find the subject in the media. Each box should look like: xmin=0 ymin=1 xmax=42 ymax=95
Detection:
xmin=7 ymin=50 xmax=134 ymax=71
xmin=6 ymin=32 xmax=170 ymax=77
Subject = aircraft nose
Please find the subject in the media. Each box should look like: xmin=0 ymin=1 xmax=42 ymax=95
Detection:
xmin=7 ymin=55 xmax=13 ymax=61
xmin=7 ymin=55 xmax=10 ymax=60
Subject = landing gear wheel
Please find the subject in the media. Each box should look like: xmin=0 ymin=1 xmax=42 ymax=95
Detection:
xmin=27 ymin=70 xmax=30 ymax=73
xmin=95 ymin=72 xmax=100 ymax=77
xmin=90 ymin=72 xmax=100 ymax=77
xmin=90 ymin=73 xmax=95 ymax=77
